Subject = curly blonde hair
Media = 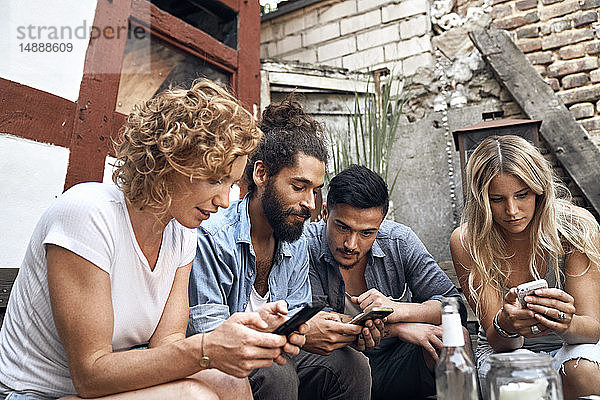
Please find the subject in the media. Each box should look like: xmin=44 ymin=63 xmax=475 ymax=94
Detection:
xmin=112 ymin=79 xmax=261 ymax=217
xmin=461 ymin=135 xmax=600 ymax=314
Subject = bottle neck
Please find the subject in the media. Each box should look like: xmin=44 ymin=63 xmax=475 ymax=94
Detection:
xmin=442 ymin=313 xmax=464 ymax=347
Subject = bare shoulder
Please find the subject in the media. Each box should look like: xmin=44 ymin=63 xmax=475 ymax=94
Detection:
xmin=450 ymin=226 xmax=469 ymax=258
xmin=449 ymin=225 xmax=473 ymax=273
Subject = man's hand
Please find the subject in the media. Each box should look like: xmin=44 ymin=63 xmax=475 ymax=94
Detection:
xmin=387 ymin=322 xmax=443 ymax=362
xmin=303 ymin=311 xmax=362 ymax=355
xmin=204 ymin=312 xmax=288 ymax=378
xmin=352 ymin=289 xmax=403 ymax=323
xmin=352 ymin=318 xmax=385 ymax=351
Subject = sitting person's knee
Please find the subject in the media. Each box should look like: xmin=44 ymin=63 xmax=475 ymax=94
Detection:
xmin=561 ymin=358 xmax=600 ymax=381
xmin=179 ymin=378 xmax=220 ymax=400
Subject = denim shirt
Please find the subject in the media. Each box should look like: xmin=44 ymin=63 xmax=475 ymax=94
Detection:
xmin=304 ymin=220 xmax=467 ymax=324
xmin=187 ymin=196 xmax=312 ymax=334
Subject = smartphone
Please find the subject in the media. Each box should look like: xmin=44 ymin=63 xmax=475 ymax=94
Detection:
xmin=349 ymin=307 xmax=394 ymax=325
xmin=516 ymin=279 xmax=548 ymax=305
xmin=272 ymin=302 xmax=325 ymax=336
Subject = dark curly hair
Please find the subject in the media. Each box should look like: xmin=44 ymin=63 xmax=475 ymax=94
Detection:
xmin=245 ymin=98 xmax=328 ymax=193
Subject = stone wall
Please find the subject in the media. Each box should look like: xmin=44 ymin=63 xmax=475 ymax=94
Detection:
xmin=260 ymin=0 xmax=434 ymax=77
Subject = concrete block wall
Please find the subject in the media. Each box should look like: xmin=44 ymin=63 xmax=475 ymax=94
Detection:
xmin=488 ymin=0 xmax=600 ymax=145
xmin=260 ymin=0 xmax=433 ymax=76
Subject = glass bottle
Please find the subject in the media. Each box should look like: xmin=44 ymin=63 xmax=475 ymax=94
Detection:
xmin=435 ymin=297 xmax=478 ymax=400
xmin=487 ymin=352 xmax=563 ymax=400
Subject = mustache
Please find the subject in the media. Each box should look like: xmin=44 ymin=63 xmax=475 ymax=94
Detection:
xmin=284 ymin=207 xmax=311 ymax=219
xmin=337 ymin=248 xmax=358 ymax=255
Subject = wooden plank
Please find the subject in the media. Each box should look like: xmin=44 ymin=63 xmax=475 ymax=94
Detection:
xmin=0 ymin=78 xmax=74 ymax=148
xmin=469 ymin=29 xmax=600 ymax=217
xmin=64 ymin=0 xmax=133 ymax=190
xmin=131 ymin=0 xmax=238 ymax=71
xmin=0 ymin=269 xmax=18 ymax=310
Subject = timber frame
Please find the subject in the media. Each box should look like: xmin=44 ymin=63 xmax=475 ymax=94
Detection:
xmin=0 ymin=0 xmax=260 ymax=319
xmin=469 ymin=28 xmax=600 ymax=219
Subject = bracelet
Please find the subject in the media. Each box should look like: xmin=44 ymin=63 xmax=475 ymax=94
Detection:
xmin=199 ymin=333 xmax=211 ymax=368
xmin=493 ymin=307 xmax=520 ymax=338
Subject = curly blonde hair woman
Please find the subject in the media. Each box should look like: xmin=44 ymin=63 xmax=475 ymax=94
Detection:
xmin=450 ymin=135 xmax=600 ymax=400
xmin=0 ymin=79 xmax=305 ymax=400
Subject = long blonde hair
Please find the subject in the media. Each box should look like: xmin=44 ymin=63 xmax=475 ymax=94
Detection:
xmin=461 ymin=135 xmax=600 ymax=314
xmin=112 ymin=79 xmax=261 ymax=218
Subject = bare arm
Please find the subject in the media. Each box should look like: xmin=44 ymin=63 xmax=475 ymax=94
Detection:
xmin=449 ymin=227 xmax=525 ymax=352
xmin=47 ymin=245 xmax=287 ymax=398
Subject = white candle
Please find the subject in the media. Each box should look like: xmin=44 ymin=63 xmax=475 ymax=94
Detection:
xmin=498 ymin=379 xmax=549 ymax=400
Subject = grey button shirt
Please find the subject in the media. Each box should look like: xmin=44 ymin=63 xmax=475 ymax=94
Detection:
xmin=304 ymin=220 xmax=467 ymax=324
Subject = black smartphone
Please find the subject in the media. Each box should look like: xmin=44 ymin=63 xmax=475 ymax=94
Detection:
xmin=272 ymin=302 xmax=325 ymax=336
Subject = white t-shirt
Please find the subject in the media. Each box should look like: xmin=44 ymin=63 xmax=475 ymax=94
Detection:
xmin=0 ymin=183 xmax=196 ymax=398
xmin=246 ymin=286 xmax=270 ymax=313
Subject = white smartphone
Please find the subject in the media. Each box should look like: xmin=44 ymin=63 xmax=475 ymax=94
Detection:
xmin=516 ymin=279 xmax=548 ymax=305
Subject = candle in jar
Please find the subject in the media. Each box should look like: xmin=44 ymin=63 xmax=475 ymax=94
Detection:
xmin=498 ymin=378 xmax=548 ymax=400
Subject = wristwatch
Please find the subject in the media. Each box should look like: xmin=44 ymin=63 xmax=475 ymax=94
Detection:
xmin=199 ymin=333 xmax=211 ymax=368
xmin=493 ymin=307 xmax=520 ymax=338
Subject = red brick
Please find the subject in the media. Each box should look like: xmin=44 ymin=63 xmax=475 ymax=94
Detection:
xmin=539 ymin=0 xmax=580 ymax=21
xmin=492 ymin=4 xmax=513 ymax=19
xmin=518 ymin=38 xmax=543 ymax=53
xmin=547 ymin=57 xmax=598 ymax=77
xmin=527 ymin=51 xmax=554 ymax=64
xmin=517 ymin=25 xmax=540 ymax=38
xmin=546 ymin=77 xmax=560 ymax=91
xmin=558 ymin=44 xmax=585 ymax=60
xmin=585 ymin=41 xmax=600 ymax=55
xmin=580 ymin=0 xmax=600 ymax=10
xmin=493 ymin=11 xmax=539 ymax=30
xmin=516 ymin=0 xmax=537 ymax=10
xmin=562 ymin=72 xmax=591 ymax=89
xmin=573 ymin=11 xmax=598 ymax=28
xmin=542 ymin=29 xmax=595 ymax=50
xmin=557 ymin=83 xmax=600 ymax=104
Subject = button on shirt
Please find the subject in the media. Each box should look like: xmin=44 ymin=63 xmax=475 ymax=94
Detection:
xmin=188 ymin=196 xmax=312 ymax=334
xmin=304 ymin=220 xmax=467 ymax=324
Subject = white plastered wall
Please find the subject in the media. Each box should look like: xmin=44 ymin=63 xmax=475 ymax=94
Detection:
xmin=0 ymin=0 xmax=99 ymax=268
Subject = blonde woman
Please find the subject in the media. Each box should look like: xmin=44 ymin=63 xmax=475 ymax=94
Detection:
xmin=450 ymin=135 xmax=600 ymax=400
xmin=0 ymin=79 xmax=305 ymax=400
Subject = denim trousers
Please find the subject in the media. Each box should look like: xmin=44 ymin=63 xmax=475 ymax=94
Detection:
xmin=249 ymin=347 xmax=372 ymax=400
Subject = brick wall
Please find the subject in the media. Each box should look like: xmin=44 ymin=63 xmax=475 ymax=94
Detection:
xmin=260 ymin=0 xmax=434 ymax=76
xmin=489 ymin=0 xmax=600 ymax=145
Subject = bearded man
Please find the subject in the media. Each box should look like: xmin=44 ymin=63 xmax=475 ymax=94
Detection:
xmin=187 ymin=99 xmax=371 ymax=400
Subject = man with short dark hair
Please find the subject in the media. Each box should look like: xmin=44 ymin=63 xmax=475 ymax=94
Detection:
xmin=187 ymin=101 xmax=371 ymax=400
xmin=304 ymin=165 xmax=468 ymax=399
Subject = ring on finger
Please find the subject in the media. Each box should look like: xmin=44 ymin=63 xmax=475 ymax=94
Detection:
xmin=531 ymin=325 xmax=541 ymax=334
xmin=558 ymin=311 xmax=567 ymax=320
xmin=544 ymin=307 xmax=550 ymax=316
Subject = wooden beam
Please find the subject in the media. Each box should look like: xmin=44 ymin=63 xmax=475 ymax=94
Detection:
xmin=0 ymin=78 xmax=74 ymax=148
xmin=469 ymin=29 xmax=600 ymax=217
xmin=64 ymin=0 xmax=132 ymax=189
xmin=131 ymin=0 xmax=238 ymax=71
xmin=235 ymin=0 xmax=260 ymax=112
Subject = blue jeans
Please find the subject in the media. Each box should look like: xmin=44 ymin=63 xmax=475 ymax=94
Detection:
xmin=0 ymin=394 xmax=50 ymax=400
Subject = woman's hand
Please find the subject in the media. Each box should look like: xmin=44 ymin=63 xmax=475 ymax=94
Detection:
xmin=524 ymin=288 xmax=576 ymax=336
xmin=204 ymin=312 xmax=288 ymax=378
xmin=501 ymin=288 xmax=550 ymax=338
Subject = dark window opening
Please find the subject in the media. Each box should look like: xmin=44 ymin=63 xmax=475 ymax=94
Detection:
xmin=151 ymin=0 xmax=238 ymax=49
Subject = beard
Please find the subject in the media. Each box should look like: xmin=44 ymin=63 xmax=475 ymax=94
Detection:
xmin=261 ymin=179 xmax=311 ymax=242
